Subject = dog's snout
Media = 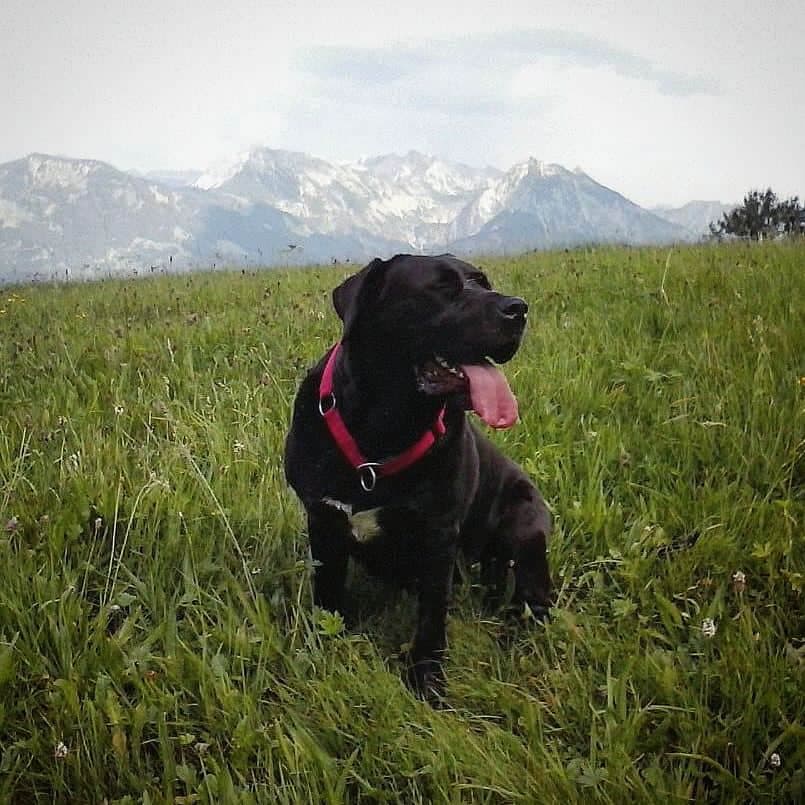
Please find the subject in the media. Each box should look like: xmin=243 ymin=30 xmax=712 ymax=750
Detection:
xmin=498 ymin=296 xmax=528 ymax=321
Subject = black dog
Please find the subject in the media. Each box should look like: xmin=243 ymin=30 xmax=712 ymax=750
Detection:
xmin=284 ymin=254 xmax=552 ymax=699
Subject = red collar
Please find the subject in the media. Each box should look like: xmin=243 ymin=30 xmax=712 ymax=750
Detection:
xmin=319 ymin=342 xmax=446 ymax=491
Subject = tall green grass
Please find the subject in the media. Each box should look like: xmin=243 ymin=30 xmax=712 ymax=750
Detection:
xmin=1 ymin=242 xmax=803 ymax=802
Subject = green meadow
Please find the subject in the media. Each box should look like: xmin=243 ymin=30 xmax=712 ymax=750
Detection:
xmin=0 ymin=242 xmax=803 ymax=803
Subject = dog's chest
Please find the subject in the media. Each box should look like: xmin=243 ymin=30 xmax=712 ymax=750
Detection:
xmin=322 ymin=497 xmax=384 ymax=543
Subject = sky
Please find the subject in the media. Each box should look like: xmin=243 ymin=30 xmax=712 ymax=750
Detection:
xmin=2 ymin=0 xmax=803 ymax=207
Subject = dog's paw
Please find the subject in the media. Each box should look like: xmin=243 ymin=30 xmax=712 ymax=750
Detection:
xmin=507 ymin=599 xmax=552 ymax=624
xmin=523 ymin=601 xmax=551 ymax=623
xmin=405 ymin=658 xmax=447 ymax=706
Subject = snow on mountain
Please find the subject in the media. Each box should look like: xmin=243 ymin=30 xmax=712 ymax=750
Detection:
xmin=451 ymin=159 xmax=570 ymax=237
xmin=1 ymin=148 xmax=695 ymax=284
xmin=136 ymin=168 xmax=204 ymax=188
xmin=449 ymin=158 xmax=689 ymax=251
xmin=358 ymin=151 xmax=500 ymax=201
xmin=194 ymin=152 xmax=252 ymax=190
xmin=194 ymin=147 xmax=494 ymax=249
xmin=0 ymin=153 xmax=392 ymax=283
xmin=0 ymin=154 xmax=201 ymax=282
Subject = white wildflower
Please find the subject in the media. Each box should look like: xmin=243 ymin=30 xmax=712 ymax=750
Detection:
xmin=769 ymin=752 xmax=781 ymax=769
xmin=54 ymin=740 xmax=69 ymax=759
xmin=732 ymin=570 xmax=747 ymax=593
xmin=114 ymin=404 xmax=124 ymax=416
xmin=701 ymin=618 xmax=717 ymax=638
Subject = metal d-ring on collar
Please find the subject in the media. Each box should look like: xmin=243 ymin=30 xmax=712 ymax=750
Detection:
xmin=318 ymin=342 xmax=447 ymax=493
xmin=318 ymin=392 xmax=336 ymax=416
xmin=357 ymin=462 xmax=381 ymax=492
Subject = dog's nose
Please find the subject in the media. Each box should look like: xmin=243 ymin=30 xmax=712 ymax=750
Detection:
xmin=498 ymin=296 xmax=528 ymax=321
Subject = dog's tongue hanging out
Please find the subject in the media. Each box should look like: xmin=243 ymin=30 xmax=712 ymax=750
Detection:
xmin=461 ymin=362 xmax=519 ymax=429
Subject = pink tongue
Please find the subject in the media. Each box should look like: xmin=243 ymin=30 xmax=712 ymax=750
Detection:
xmin=461 ymin=362 xmax=519 ymax=429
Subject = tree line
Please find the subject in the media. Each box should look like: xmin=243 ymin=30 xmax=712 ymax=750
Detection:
xmin=710 ymin=189 xmax=804 ymax=241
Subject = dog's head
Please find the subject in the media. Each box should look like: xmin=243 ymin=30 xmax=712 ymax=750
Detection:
xmin=332 ymin=254 xmax=528 ymax=428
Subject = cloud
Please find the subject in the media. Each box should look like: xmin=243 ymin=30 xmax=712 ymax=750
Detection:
xmin=300 ymin=45 xmax=432 ymax=85
xmin=298 ymin=70 xmax=549 ymax=120
xmin=285 ymin=27 xmax=720 ymax=174
xmin=282 ymin=29 xmax=730 ymax=205
xmin=298 ymin=28 xmax=721 ymax=108
xmin=483 ymin=30 xmax=721 ymax=96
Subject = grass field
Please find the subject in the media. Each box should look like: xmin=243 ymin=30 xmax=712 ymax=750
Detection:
xmin=0 ymin=242 xmax=803 ymax=803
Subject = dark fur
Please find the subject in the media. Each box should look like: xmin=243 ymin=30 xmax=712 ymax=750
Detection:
xmin=284 ymin=254 xmax=552 ymax=700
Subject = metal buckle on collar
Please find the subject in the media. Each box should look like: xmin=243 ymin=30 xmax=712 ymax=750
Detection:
xmin=318 ymin=392 xmax=336 ymax=416
xmin=357 ymin=462 xmax=381 ymax=492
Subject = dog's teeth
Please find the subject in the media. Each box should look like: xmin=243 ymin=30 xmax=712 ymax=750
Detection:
xmin=434 ymin=355 xmax=464 ymax=376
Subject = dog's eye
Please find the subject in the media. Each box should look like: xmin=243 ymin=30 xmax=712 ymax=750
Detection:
xmin=464 ymin=273 xmax=491 ymax=291
xmin=434 ymin=269 xmax=463 ymax=295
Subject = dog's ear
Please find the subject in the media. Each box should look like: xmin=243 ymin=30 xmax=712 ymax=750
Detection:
xmin=332 ymin=257 xmax=387 ymax=337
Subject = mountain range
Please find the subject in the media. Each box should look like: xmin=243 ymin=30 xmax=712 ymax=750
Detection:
xmin=650 ymin=200 xmax=735 ymax=234
xmin=0 ymin=148 xmax=727 ymax=283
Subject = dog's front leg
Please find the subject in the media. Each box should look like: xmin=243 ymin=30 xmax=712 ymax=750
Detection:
xmin=407 ymin=531 xmax=457 ymax=702
xmin=512 ymin=532 xmax=552 ymax=621
xmin=307 ymin=504 xmax=351 ymax=613
xmin=479 ymin=539 xmax=508 ymax=610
